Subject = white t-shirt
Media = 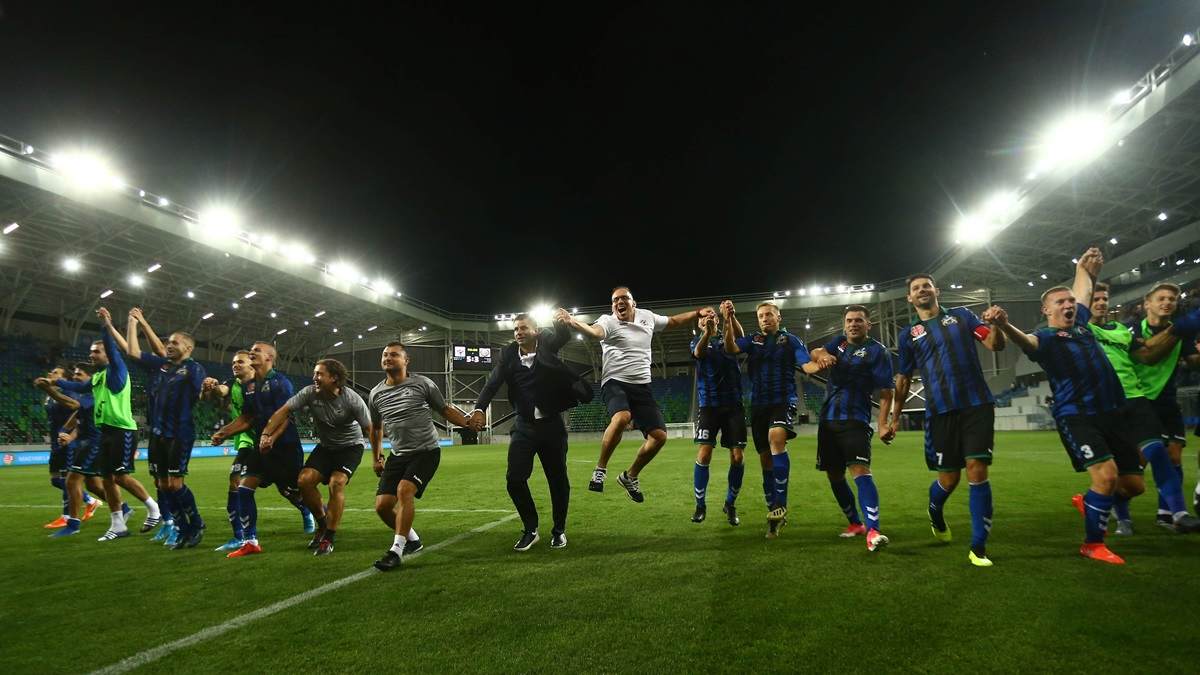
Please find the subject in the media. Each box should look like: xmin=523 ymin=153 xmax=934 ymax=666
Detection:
xmin=594 ymin=308 xmax=669 ymax=385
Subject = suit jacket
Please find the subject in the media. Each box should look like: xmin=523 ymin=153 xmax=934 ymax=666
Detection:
xmin=475 ymin=322 xmax=593 ymax=421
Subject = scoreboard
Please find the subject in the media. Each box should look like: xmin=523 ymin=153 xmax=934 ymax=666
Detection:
xmin=452 ymin=345 xmax=493 ymax=367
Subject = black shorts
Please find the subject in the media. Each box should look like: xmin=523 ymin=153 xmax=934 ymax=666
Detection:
xmin=750 ymin=404 xmax=797 ymax=454
xmin=376 ymin=449 xmax=441 ymax=499
xmin=148 ymin=435 xmax=196 ymax=477
xmin=1149 ymin=397 xmax=1187 ymax=447
xmin=816 ymin=420 xmax=873 ymax=471
xmin=602 ymin=379 xmax=666 ymax=437
xmin=1056 ymin=410 xmax=1145 ymax=475
xmin=98 ymin=426 xmax=137 ymax=475
xmin=694 ymin=404 xmax=747 ymax=449
xmin=68 ymin=438 xmax=101 ymax=476
xmin=925 ymin=405 xmax=994 ymax=471
xmin=230 ymin=445 xmax=254 ymax=477
xmin=241 ymin=442 xmax=303 ymax=491
xmin=303 ymin=444 xmax=365 ymax=484
xmin=49 ymin=441 xmax=73 ymax=475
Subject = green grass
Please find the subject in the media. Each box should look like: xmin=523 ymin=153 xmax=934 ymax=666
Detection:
xmin=2 ymin=431 xmax=1198 ymax=673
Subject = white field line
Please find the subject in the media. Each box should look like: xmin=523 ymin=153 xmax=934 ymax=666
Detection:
xmin=0 ymin=504 xmax=513 ymax=513
xmin=88 ymin=511 xmax=521 ymax=675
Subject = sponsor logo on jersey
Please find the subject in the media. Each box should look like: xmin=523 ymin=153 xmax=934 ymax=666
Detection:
xmin=175 ymin=366 xmax=189 ymax=376
xmin=911 ymin=325 xmax=927 ymax=339
xmin=838 ymin=340 xmax=848 ymax=353
xmin=753 ymin=334 xmax=766 ymax=345
xmin=1057 ymin=331 xmax=1071 ymax=338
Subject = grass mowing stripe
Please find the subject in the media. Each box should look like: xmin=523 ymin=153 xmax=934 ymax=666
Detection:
xmin=87 ymin=512 xmax=520 ymax=675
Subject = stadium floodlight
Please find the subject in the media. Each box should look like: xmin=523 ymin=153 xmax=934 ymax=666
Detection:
xmin=494 ymin=314 xmax=502 ymax=320
xmin=1040 ymin=273 xmax=1048 ymax=280
xmin=357 ymin=334 xmax=363 ymax=339
xmin=157 ymin=197 xmax=170 ymax=207
xmin=374 ymin=278 xmax=395 ymax=296
xmin=243 ymin=290 xmax=257 ymax=299
xmin=835 ymin=284 xmax=847 ymax=293
xmin=63 ymin=258 xmax=82 ymax=272
xmin=202 ymin=312 xmax=214 ymax=320
xmin=529 ymin=305 xmax=555 ymax=325
xmin=1157 ymin=212 xmax=1168 ymax=221
xmin=1184 ymin=33 xmax=1196 ymax=47
xmin=128 ymin=274 xmax=144 ymax=287
xmin=199 ymin=206 xmax=241 ymax=235
xmin=332 ymin=327 xmax=338 ymax=333
xmin=797 ymin=289 xmax=807 ymax=296
xmin=258 ymin=234 xmax=280 ymax=254
xmin=421 ymin=326 xmax=428 ymax=331
xmin=100 ymin=289 xmax=114 ymax=298
xmin=314 ymin=310 xmax=326 ymax=317
xmin=1109 ymin=237 xmax=1118 ymax=244
xmin=823 ymin=286 xmax=832 ymax=294
xmin=231 ymin=302 xmax=239 ymax=309
xmin=571 ymin=307 xmax=578 ymax=314
xmin=282 ymin=241 xmax=317 ymax=265
xmin=21 ymin=144 xmax=33 ymax=155
xmin=328 ymin=262 xmax=361 ymax=283
xmin=333 ymin=340 xmax=343 ymax=347
xmin=367 ymin=325 xmax=378 ymax=332
xmin=52 ymin=151 xmax=122 ymax=191
xmin=1071 ymin=258 xmax=1079 ymax=264
xmin=138 ymin=189 xmax=146 ymax=197
xmin=1033 ymin=112 xmax=1111 ymax=172
xmin=809 ymin=285 xmax=821 ymax=296
xmin=772 ymin=291 xmax=780 ymax=298
xmin=270 ymin=312 xmax=277 ymax=318
xmin=304 ymin=320 xmax=310 ymax=326
xmin=1177 ymin=259 xmax=1186 ymax=266
xmin=575 ymin=334 xmax=583 ymax=340
xmin=186 ymin=290 xmax=195 ymax=299
xmin=276 ymin=328 xmax=287 ymax=335
xmin=1025 ymin=171 xmax=1038 ymax=181
xmin=2 ymin=222 xmax=18 ymax=235
xmin=1194 ymin=258 xmax=1200 ymax=264
xmin=1110 ymin=88 xmax=1133 ymax=106
xmin=395 ymin=291 xmax=402 ymax=298
xmin=863 ymin=283 xmax=875 ymax=291
xmin=146 ymin=263 xmax=161 ymax=273
xmin=1027 ymin=281 xmax=1035 ymax=287
xmin=804 ymin=321 xmax=811 ymax=330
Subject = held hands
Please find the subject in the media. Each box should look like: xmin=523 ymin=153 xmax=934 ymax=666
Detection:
xmin=210 ymin=431 xmax=227 ymax=446
xmin=259 ymin=432 xmax=275 ymax=451
xmin=129 ymin=307 xmax=145 ymax=324
xmin=466 ymin=410 xmax=486 ymax=432
xmin=553 ymin=308 xmax=572 ymax=324
xmin=981 ymin=305 xmax=1009 ymax=327
xmin=719 ymin=300 xmax=735 ymax=318
xmin=201 ymin=377 xmax=220 ymax=394
xmin=58 ymin=432 xmax=71 ymax=446
xmin=811 ymin=350 xmax=837 ymax=370
xmin=373 ymin=456 xmax=384 ymax=477
xmin=880 ymin=422 xmax=896 ymax=444
xmin=1078 ymin=247 xmax=1103 ymax=278
xmin=33 ymin=377 xmax=51 ymax=389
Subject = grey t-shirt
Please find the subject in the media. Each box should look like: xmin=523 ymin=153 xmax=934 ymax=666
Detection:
xmin=368 ymin=374 xmax=445 ymax=455
xmin=286 ymin=385 xmax=371 ymax=448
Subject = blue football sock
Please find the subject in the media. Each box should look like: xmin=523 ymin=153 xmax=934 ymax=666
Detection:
xmin=854 ymin=474 xmax=881 ymax=531
xmin=726 ymin=463 xmax=745 ymax=505
xmin=1113 ymin=493 xmax=1132 ymax=521
xmin=227 ymin=490 xmax=243 ymax=539
xmin=693 ymin=462 xmax=710 ymax=507
xmin=1143 ymin=441 xmax=1185 ymax=514
xmin=82 ymin=491 xmax=95 ymax=506
xmin=52 ymin=476 xmax=68 ymax=515
xmin=237 ymin=486 xmax=258 ymax=541
xmin=928 ymin=479 xmax=952 ymax=530
xmin=830 ymin=478 xmax=861 ymax=525
xmin=1083 ymin=489 xmax=1114 ymax=543
xmin=762 ymin=469 xmax=774 ymax=508
xmin=772 ymin=452 xmax=790 ymax=508
xmin=159 ymin=489 xmax=178 ymax=528
xmin=177 ymin=485 xmax=204 ymax=529
xmin=968 ymin=480 xmax=992 ymax=553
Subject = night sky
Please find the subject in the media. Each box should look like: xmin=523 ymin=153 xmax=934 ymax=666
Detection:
xmin=2 ymin=1 xmax=1197 ymax=313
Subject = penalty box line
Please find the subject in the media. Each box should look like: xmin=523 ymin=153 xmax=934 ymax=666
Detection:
xmin=88 ymin=511 xmax=521 ymax=675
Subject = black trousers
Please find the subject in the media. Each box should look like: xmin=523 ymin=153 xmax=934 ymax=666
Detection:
xmin=508 ymin=415 xmax=570 ymax=534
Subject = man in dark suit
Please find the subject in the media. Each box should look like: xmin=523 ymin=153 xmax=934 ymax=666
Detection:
xmin=469 ymin=310 xmax=592 ymax=551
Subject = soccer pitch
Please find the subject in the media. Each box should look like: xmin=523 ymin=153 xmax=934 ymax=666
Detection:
xmin=3 ymin=431 xmax=1198 ymax=673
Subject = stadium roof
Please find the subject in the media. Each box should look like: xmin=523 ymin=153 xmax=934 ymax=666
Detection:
xmin=2 ymin=28 xmax=1198 ymax=367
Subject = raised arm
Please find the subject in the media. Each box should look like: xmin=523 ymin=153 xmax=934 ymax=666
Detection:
xmin=693 ymin=315 xmax=716 ymax=358
xmin=1072 ymin=247 xmax=1103 ymax=310
xmin=546 ymin=310 xmax=573 ymax=351
xmin=721 ymin=302 xmax=743 ymax=354
xmin=564 ymin=312 xmax=605 ymax=339
xmin=124 ymin=311 xmax=141 ymax=359
xmin=35 ymin=379 xmax=80 ymax=410
xmin=130 ymin=307 xmax=167 ymax=358
xmin=666 ymin=306 xmax=713 ymax=330
xmin=97 ymin=308 xmax=128 ymax=393
xmin=983 ymin=305 xmax=1039 ymax=355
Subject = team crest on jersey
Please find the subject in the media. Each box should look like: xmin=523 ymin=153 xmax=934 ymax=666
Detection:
xmin=941 ymin=315 xmax=958 ymax=326
xmin=262 ymin=382 xmax=271 ymax=392
xmin=853 ymin=347 xmax=867 ymax=358
xmin=753 ymin=334 xmax=766 ymax=345
xmin=245 ymin=381 xmax=256 ymax=393
xmin=910 ymin=325 xmax=927 ymax=339
xmin=776 ymin=335 xmax=788 ymax=345
xmin=175 ymin=367 xmax=188 ymax=376
xmin=639 ymin=319 xmax=649 ymax=327
xmin=1056 ymin=330 xmax=1071 ymax=338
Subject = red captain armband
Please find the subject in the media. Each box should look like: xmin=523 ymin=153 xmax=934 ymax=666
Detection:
xmin=973 ymin=325 xmax=991 ymax=342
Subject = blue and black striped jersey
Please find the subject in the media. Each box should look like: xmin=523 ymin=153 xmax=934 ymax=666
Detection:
xmin=1028 ymin=303 xmax=1125 ymax=419
xmin=138 ymin=354 xmax=205 ymax=440
xmin=690 ymin=335 xmax=743 ymax=408
xmin=820 ymin=336 xmax=894 ymax=424
xmin=897 ymin=306 xmax=994 ymax=415
xmin=734 ymin=329 xmax=811 ymax=407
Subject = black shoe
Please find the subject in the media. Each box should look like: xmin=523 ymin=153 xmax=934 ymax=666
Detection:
xmin=1173 ymin=513 xmax=1200 ymax=534
xmin=183 ymin=524 xmax=205 ymax=549
xmin=1155 ymin=512 xmax=1175 ymax=530
xmin=588 ymin=468 xmax=606 ymax=492
xmin=374 ymin=550 xmax=401 ymax=571
xmin=513 ymin=530 xmax=539 ymax=552
xmin=403 ymin=538 xmax=423 ymax=555
xmin=550 ymin=532 xmax=567 ymax=549
xmin=691 ymin=505 xmax=707 ymax=523
xmin=314 ymin=539 xmax=334 ymax=556
xmin=170 ymin=527 xmax=191 ymax=550
xmin=616 ymin=471 xmax=645 ymax=503
xmin=723 ymin=503 xmax=740 ymax=526
xmin=308 ymin=529 xmax=326 ymax=550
